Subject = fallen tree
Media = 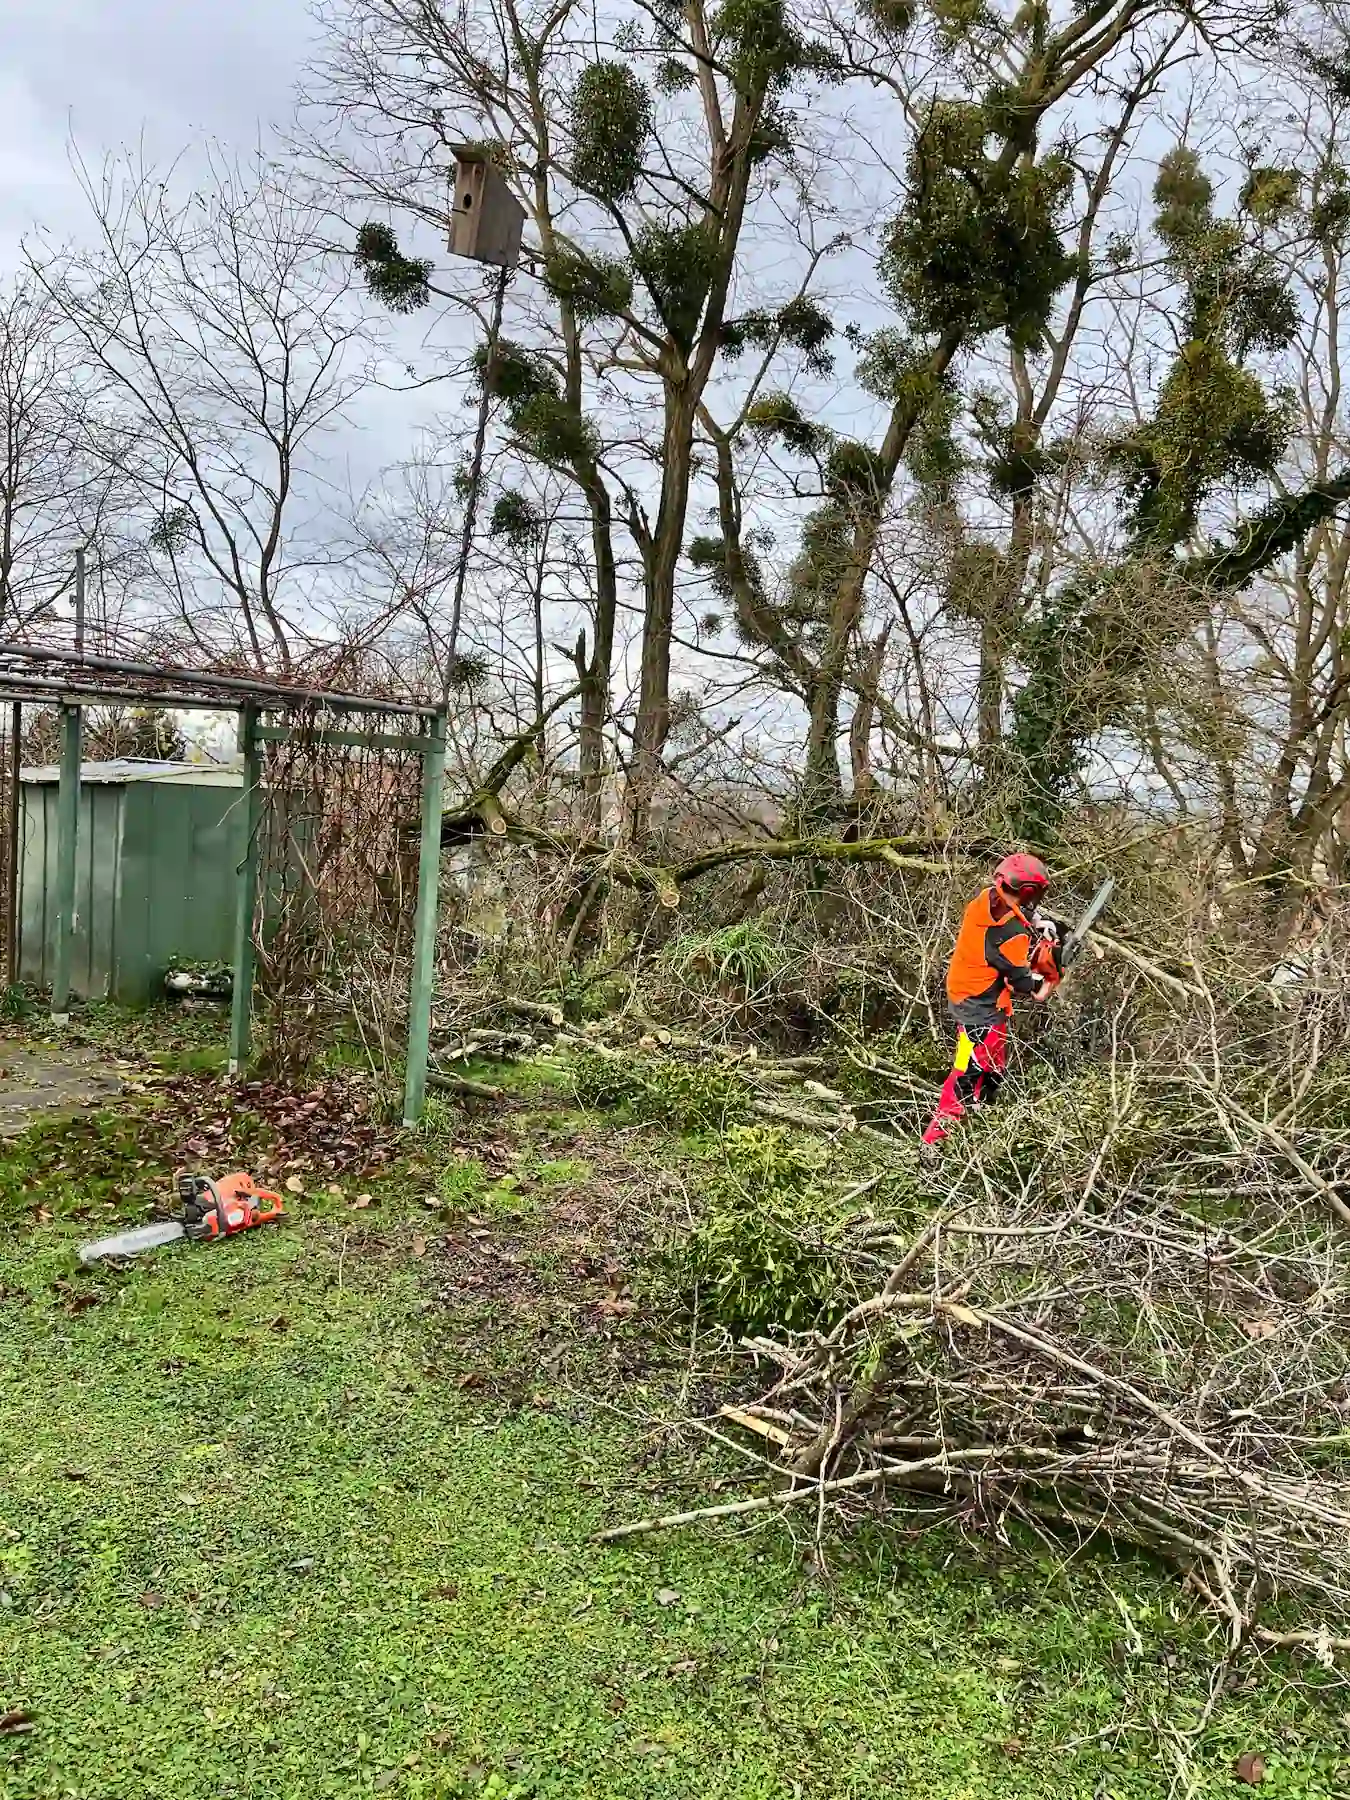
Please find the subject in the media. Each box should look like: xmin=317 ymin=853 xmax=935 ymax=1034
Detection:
xmin=436 ymin=693 xmax=987 ymax=903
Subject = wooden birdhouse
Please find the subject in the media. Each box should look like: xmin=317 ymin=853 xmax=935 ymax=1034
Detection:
xmin=449 ymin=150 xmax=525 ymax=269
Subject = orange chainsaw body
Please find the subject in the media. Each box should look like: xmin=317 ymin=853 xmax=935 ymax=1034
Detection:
xmin=1030 ymin=934 xmax=1062 ymax=991
xmin=178 ymin=1171 xmax=284 ymax=1241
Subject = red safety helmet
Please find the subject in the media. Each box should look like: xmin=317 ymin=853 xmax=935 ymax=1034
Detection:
xmin=994 ymin=852 xmax=1050 ymax=906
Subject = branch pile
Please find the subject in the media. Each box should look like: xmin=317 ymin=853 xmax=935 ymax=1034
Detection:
xmin=601 ymin=1064 xmax=1350 ymax=1661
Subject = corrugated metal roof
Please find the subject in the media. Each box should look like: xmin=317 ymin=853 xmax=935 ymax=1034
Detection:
xmin=20 ymin=758 xmax=242 ymax=786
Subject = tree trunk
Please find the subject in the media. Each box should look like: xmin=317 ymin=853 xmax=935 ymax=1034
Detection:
xmin=530 ymin=537 xmax=548 ymax=767
xmin=977 ymin=622 xmax=1004 ymax=751
xmin=577 ymin=648 xmax=608 ymax=837
xmin=803 ymin=330 xmax=965 ymax=815
xmin=802 ymin=676 xmax=845 ymax=813
xmin=849 ymin=623 xmax=893 ymax=797
xmin=626 ymin=390 xmax=696 ymax=842
xmin=577 ymin=473 xmax=619 ymax=837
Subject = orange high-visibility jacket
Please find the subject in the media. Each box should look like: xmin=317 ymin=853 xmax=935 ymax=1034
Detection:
xmin=946 ymin=887 xmax=1037 ymax=1014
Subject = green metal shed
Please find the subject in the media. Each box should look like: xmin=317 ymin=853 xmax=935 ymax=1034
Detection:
xmin=18 ymin=759 xmax=245 ymax=1005
xmin=0 ymin=642 xmax=448 ymax=1120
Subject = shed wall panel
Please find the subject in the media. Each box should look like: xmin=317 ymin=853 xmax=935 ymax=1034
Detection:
xmin=19 ymin=773 xmax=242 ymax=1004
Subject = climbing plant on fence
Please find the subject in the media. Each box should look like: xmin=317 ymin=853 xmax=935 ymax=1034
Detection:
xmin=249 ymin=708 xmax=426 ymax=1077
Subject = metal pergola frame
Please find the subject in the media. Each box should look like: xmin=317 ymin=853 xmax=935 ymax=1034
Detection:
xmin=0 ymin=645 xmax=446 ymax=1125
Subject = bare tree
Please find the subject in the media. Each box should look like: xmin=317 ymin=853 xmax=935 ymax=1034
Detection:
xmin=29 ymin=147 xmax=374 ymax=671
xmin=339 ymin=447 xmax=592 ymax=778
xmin=0 ymin=273 xmax=131 ymax=639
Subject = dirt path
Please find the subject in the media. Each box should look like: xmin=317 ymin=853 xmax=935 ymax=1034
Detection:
xmin=0 ymin=1041 xmax=130 ymax=1137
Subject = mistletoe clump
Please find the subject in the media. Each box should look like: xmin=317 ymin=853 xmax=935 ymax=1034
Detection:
xmin=634 ymin=219 xmax=720 ymax=345
xmin=881 ymin=99 xmax=1075 ymax=351
xmin=542 ymin=246 xmax=634 ymax=322
xmin=570 ymin=62 xmax=652 ymax=200
xmin=488 ymin=490 xmax=543 ymax=546
xmin=721 ymin=296 xmax=835 ymax=375
xmin=1108 ymin=148 xmax=1296 ymax=547
xmin=478 ymin=340 xmax=598 ymax=465
xmin=354 ymin=222 xmax=433 ymax=315
xmin=744 ymin=392 xmax=826 ymax=455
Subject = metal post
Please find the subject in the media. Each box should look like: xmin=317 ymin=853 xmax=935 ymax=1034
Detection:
xmin=228 ymin=708 xmax=263 ymax=1076
xmin=74 ymin=546 xmax=86 ymax=655
xmin=5 ymin=702 xmax=20 ymax=987
xmin=442 ymin=267 xmax=508 ymax=703
xmin=403 ymin=710 xmax=447 ymax=1125
xmin=50 ymin=704 xmax=83 ymax=1024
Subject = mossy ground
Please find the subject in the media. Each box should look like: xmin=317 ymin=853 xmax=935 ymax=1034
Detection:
xmin=1 ymin=1015 xmax=1346 ymax=1799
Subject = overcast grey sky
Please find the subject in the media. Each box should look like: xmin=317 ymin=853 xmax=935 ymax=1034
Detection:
xmin=5 ymin=0 xmax=486 ymax=568
xmin=1 ymin=0 xmax=316 ymax=262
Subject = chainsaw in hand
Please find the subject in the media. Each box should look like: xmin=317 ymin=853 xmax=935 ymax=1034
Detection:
xmin=1031 ymin=876 xmax=1114 ymax=993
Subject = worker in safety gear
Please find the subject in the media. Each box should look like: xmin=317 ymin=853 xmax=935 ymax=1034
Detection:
xmin=922 ymin=853 xmax=1064 ymax=1149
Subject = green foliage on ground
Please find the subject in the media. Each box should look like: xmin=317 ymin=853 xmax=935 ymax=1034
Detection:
xmin=665 ymin=922 xmax=788 ymax=993
xmin=2 ymin=983 xmax=37 ymax=1022
xmin=571 ymin=1051 xmax=751 ymax=1131
xmin=0 ymin=1108 xmax=182 ymax=1229
xmin=959 ymin=1062 xmax=1175 ymax=1190
xmin=43 ymin=998 xmax=230 ymax=1072
xmin=672 ymin=1123 xmax=860 ymax=1337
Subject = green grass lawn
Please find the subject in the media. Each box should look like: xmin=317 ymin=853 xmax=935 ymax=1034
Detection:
xmin=1 ymin=1075 xmax=1346 ymax=1799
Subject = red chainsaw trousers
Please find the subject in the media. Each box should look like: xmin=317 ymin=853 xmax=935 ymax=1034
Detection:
xmin=922 ymin=1019 xmax=1008 ymax=1146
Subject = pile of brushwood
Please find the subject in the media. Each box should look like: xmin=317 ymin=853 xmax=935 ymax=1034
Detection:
xmin=599 ymin=1013 xmax=1350 ymax=1665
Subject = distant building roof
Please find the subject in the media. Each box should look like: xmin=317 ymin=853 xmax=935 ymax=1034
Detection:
xmin=20 ymin=758 xmax=242 ymax=786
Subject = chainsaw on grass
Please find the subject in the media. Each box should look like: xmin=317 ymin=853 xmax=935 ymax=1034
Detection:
xmin=1031 ymin=876 xmax=1114 ymax=990
xmin=78 ymin=1172 xmax=284 ymax=1264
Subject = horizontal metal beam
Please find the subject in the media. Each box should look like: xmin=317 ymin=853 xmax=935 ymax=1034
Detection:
xmin=0 ymin=678 xmax=255 ymax=715
xmin=255 ymin=724 xmax=436 ymax=753
xmin=0 ymin=677 xmax=437 ymax=733
xmin=1 ymin=643 xmax=429 ymax=717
